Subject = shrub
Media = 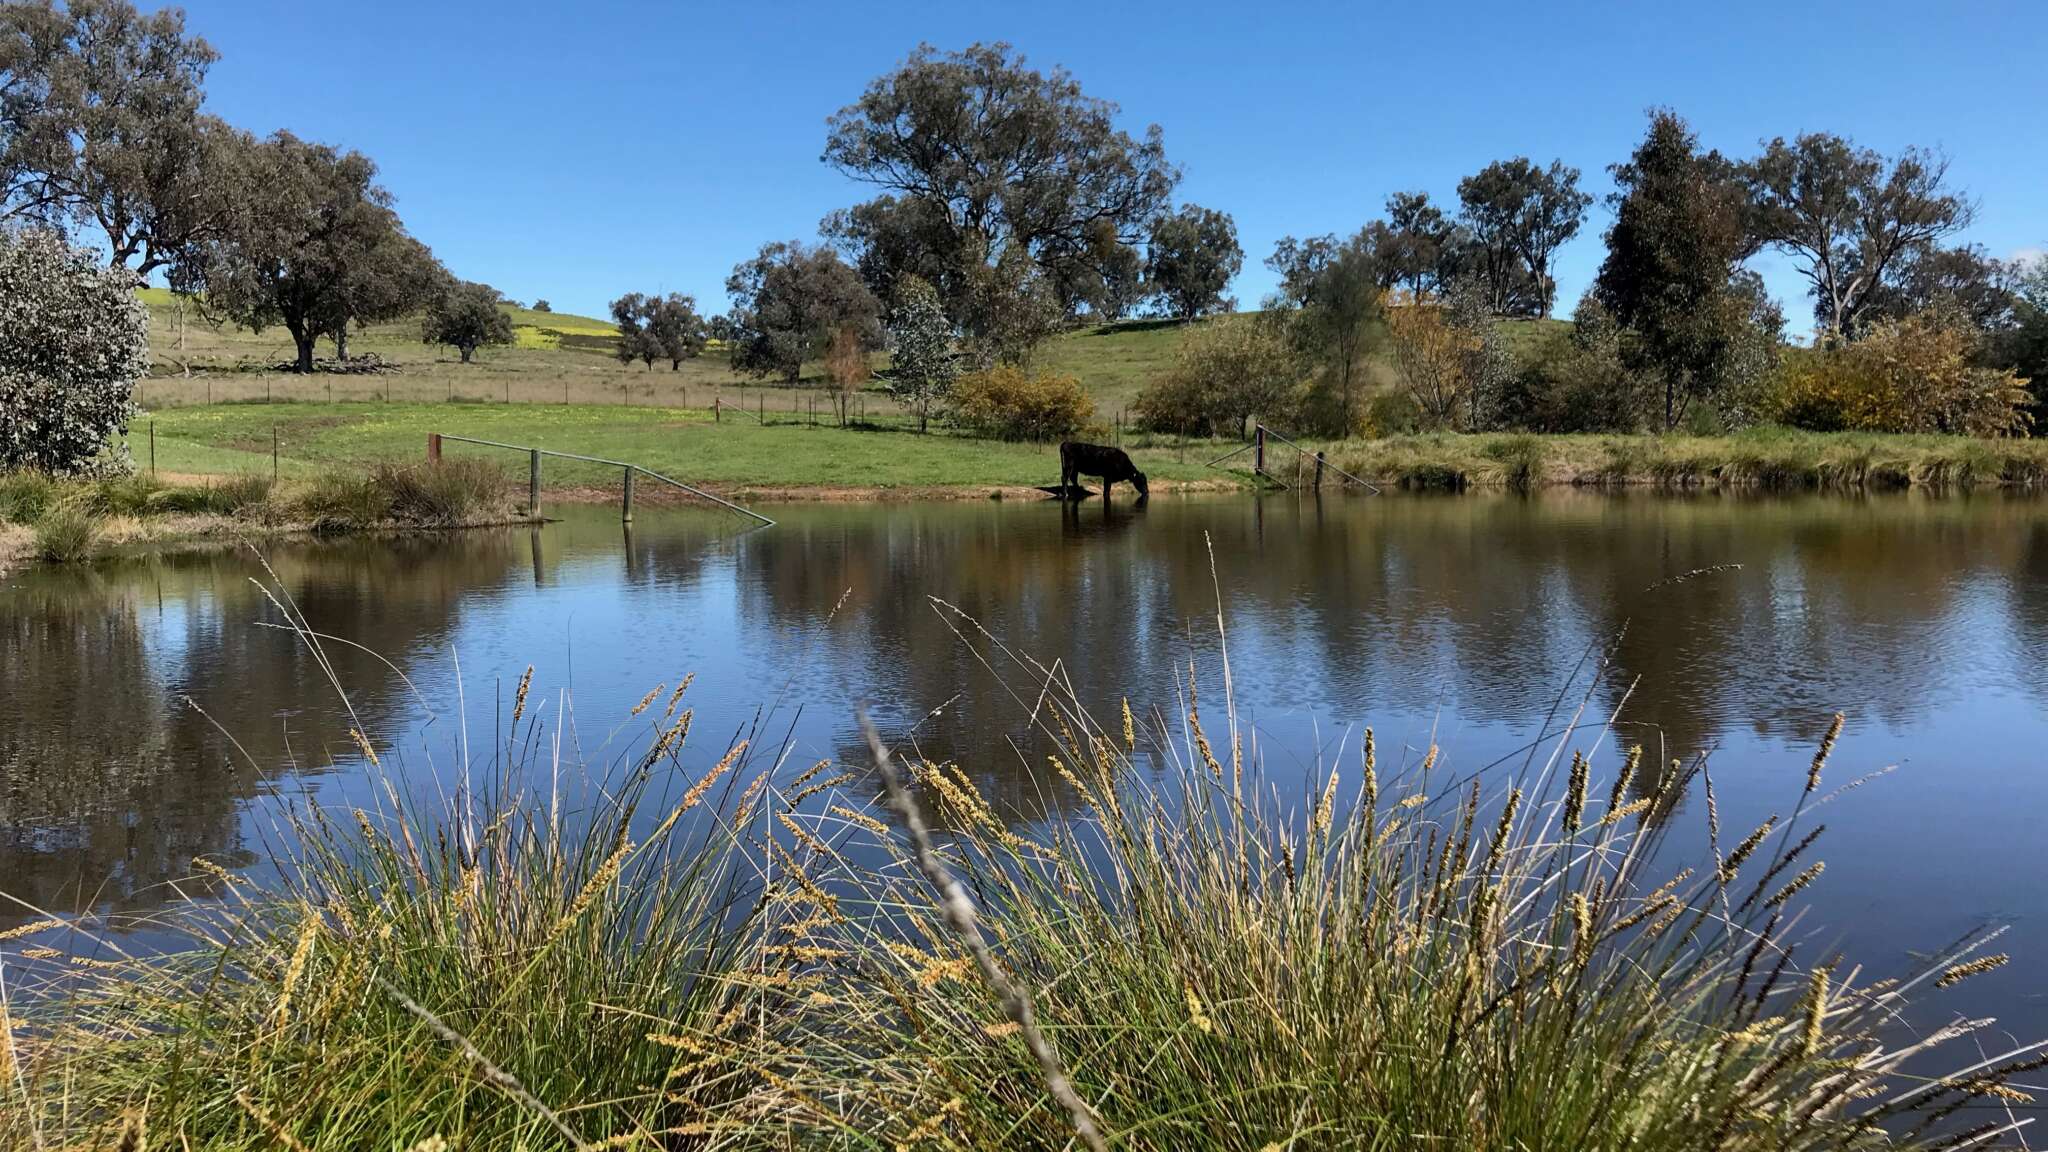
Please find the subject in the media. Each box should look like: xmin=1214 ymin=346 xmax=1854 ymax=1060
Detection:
xmin=1498 ymin=314 xmax=1652 ymax=433
xmin=1132 ymin=314 xmax=1301 ymax=437
xmin=0 ymin=230 xmax=150 ymax=476
xmin=0 ymin=471 xmax=56 ymax=524
xmin=1386 ymin=299 xmax=1479 ymax=429
xmin=950 ymin=364 xmax=1094 ymax=441
xmin=1773 ymin=308 xmax=2031 ymax=436
xmin=32 ymin=502 xmax=98 ymax=562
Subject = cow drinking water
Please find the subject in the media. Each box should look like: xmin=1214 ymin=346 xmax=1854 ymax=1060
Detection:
xmin=1059 ymin=441 xmax=1148 ymax=501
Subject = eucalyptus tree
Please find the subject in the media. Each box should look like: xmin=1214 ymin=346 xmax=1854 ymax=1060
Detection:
xmin=422 ymin=279 xmax=514 ymax=363
xmin=186 ymin=132 xmax=425 ymax=373
xmin=725 ymin=241 xmax=881 ymax=383
xmin=1457 ymin=158 xmax=1590 ymax=316
xmin=1744 ymin=132 xmax=1972 ymax=340
xmin=0 ymin=0 xmax=241 ymax=279
xmin=1145 ymin=203 xmax=1242 ymax=320
xmin=821 ymin=42 xmax=1178 ymax=358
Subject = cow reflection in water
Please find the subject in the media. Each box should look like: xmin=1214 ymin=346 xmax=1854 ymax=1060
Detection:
xmin=1061 ymin=490 xmax=1144 ymax=538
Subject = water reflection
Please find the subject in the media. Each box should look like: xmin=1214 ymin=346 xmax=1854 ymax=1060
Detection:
xmin=5 ymin=491 xmax=2048 ymax=1030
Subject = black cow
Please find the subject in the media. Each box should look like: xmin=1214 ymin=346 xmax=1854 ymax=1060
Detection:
xmin=1059 ymin=441 xmax=1148 ymax=501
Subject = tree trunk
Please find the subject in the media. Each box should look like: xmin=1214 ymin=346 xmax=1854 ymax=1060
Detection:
xmin=460 ymin=345 xmax=474 ymax=364
xmin=334 ymin=329 xmax=349 ymax=363
xmin=294 ymin=334 xmax=316 ymax=374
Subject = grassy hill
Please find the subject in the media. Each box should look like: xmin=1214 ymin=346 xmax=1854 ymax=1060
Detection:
xmin=132 ymin=290 xmax=1571 ymax=418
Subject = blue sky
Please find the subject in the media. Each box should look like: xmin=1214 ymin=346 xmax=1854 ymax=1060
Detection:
xmin=179 ymin=0 xmax=2047 ymax=326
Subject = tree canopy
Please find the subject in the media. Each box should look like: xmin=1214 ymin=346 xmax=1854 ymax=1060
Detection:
xmin=1744 ymin=133 xmax=1972 ymax=340
xmin=885 ymin=274 xmax=957 ymax=431
xmin=612 ymin=292 xmax=706 ymax=370
xmin=0 ymin=0 xmax=242 ymax=279
xmin=725 ymin=241 xmax=882 ymax=383
xmin=1457 ymin=157 xmax=1590 ymax=317
xmin=1145 ymin=203 xmax=1242 ymax=320
xmin=821 ymin=42 xmax=1178 ymax=359
xmin=1595 ymin=110 xmax=1764 ymax=428
xmin=1266 ymin=232 xmax=1384 ymax=434
xmin=421 ymin=280 xmax=513 ymax=363
xmin=186 ymin=131 xmax=433 ymax=373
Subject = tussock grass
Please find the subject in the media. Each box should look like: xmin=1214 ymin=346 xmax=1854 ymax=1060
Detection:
xmin=0 ymin=471 xmax=56 ymax=524
xmin=761 ymin=641 xmax=2030 ymax=1149
xmin=370 ymin=456 xmax=508 ymax=525
xmin=29 ymin=501 xmax=97 ymax=562
xmin=1 ymin=574 xmax=2035 ymax=1150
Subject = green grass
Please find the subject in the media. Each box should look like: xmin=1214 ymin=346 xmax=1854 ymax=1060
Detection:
xmin=3 ymin=608 xmax=2029 ymax=1150
xmin=128 ymin=403 xmax=2048 ymax=497
xmin=137 ymin=402 xmax=1228 ymax=492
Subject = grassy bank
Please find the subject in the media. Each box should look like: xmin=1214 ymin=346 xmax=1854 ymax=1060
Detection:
xmin=131 ymin=402 xmax=2048 ymax=498
xmin=133 ymin=401 xmax=1232 ymax=494
xmin=0 ymin=458 xmax=528 ymax=573
xmin=3 ymin=637 xmax=2029 ymax=1149
xmin=1320 ymin=428 xmax=2048 ymax=491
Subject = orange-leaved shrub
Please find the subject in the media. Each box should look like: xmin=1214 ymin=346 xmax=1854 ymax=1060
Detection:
xmin=950 ymin=365 xmax=1095 ymax=441
xmin=1775 ymin=308 xmax=2032 ymax=436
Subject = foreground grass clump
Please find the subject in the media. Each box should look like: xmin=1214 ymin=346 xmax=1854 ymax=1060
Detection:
xmin=29 ymin=500 xmax=97 ymax=561
xmin=757 ymin=690 xmax=2025 ymax=1150
xmin=1 ymin=621 xmax=2032 ymax=1149
xmin=5 ymin=659 xmax=779 ymax=1149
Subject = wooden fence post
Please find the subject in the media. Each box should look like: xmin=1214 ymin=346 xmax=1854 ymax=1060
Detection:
xmin=1254 ymin=424 xmax=1266 ymax=476
xmin=528 ymin=449 xmax=542 ymax=517
xmin=622 ymin=466 xmax=635 ymax=523
xmin=272 ymin=427 xmax=279 ymax=482
xmin=715 ymin=396 xmax=722 ymax=423
xmin=149 ymin=421 xmax=156 ymax=477
xmin=1314 ymin=450 xmax=1326 ymax=490
xmin=428 ymin=433 xmax=442 ymax=463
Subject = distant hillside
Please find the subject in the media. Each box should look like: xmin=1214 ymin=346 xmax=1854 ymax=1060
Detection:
xmin=130 ymin=288 xmax=1573 ymax=414
xmin=1040 ymin=312 xmax=1574 ymax=415
xmin=137 ymin=287 xmax=620 ymax=358
xmin=498 ymin=303 xmax=618 ymax=354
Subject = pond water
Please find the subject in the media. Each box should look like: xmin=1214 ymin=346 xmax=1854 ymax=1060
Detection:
xmin=5 ymin=491 xmax=2047 ymax=1036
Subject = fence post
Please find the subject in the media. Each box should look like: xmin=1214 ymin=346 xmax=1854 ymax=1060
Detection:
xmin=528 ymin=449 xmax=542 ymax=517
xmin=621 ymin=465 xmax=635 ymax=523
xmin=149 ymin=421 xmax=156 ymax=477
xmin=1254 ymin=424 xmax=1266 ymax=476
xmin=272 ymin=426 xmax=279 ymax=482
xmin=428 ymin=433 xmax=442 ymax=462
xmin=1314 ymin=450 xmax=1326 ymax=490
xmin=715 ymin=396 xmax=721 ymax=423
